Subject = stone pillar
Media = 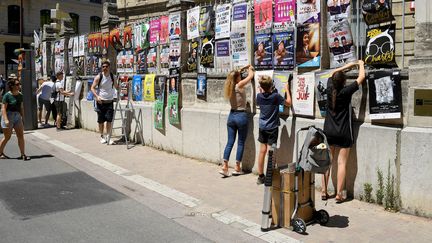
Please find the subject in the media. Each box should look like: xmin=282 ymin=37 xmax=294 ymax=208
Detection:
xmin=407 ymin=0 xmax=432 ymax=127
xmin=42 ymin=24 xmax=56 ymax=79
xmin=100 ymin=2 xmax=120 ymax=73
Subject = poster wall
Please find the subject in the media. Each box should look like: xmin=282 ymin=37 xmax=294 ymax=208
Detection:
xmin=187 ymin=7 xmax=200 ymax=40
xmin=215 ymin=4 xmax=231 ymax=40
xmin=254 ymin=0 xmax=273 ymax=33
xmin=327 ymin=19 xmax=356 ymax=68
xmin=144 ymin=74 xmax=156 ymax=101
xmin=169 ymin=12 xmax=182 ymax=39
xmin=296 ymin=23 xmax=320 ymax=67
xmin=297 ymin=0 xmax=321 ymax=24
xmin=315 ymin=70 xmax=332 ymax=117
xmin=368 ymin=71 xmax=402 ymax=120
xmin=132 ymin=75 xmax=143 ymax=101
xmin=292 ymin=72 xmax=315 ymax=117
xmin=273 ymin=31 xmax=295 ymax=70
xmin=254 ymin=34 xmax=273 ymax=69
xmin=273 ymin=0 xmax=295 ymax=32
xmin=215 ymin=40 xmax=231 ymax=70
xmin=365 ymin=24 xmax=396 ymax=67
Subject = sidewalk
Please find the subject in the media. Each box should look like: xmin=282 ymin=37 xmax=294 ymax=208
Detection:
xmin=30 ymin=128 xmax=432 ymax=243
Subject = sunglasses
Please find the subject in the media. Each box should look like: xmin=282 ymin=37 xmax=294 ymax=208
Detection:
xmin=102 ymin=65 xmax=109 ymax=68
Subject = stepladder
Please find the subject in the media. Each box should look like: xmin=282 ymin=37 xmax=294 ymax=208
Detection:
xmin=107 ymin=77 xmax=144 ymax=149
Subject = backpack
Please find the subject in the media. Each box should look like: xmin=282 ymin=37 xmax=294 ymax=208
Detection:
xmin=298 ymin=126 xmax=331 ymax=174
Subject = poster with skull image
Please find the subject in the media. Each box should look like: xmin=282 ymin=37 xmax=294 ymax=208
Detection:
xmin=365 ymin=24 xmax=396 ymax=67
xmin=367 ymin=71 xmax=402 ymax=120
xmin=200 ymin=36 xmax=214 ymax=68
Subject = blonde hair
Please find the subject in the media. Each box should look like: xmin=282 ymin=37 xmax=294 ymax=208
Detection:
xmin=259 ymin=75 xmax=273 ymax=92
xmin=224 ymin=70 xmax=240 ymax=99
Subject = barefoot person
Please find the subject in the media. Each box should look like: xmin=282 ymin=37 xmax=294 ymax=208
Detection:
xmin=322 ymin=60 xmax=365 ymax=203
xmin=0 ymin=76 xmax=30 ymax=160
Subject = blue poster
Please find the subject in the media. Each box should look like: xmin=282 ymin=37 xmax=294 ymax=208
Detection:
xmin=196 ymin=73 xmax=207 ymax=99
xmin=132 ymin=75 xmax=142 ymax=101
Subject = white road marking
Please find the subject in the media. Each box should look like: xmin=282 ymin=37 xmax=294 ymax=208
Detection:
xmin=32 ymin=131 xmax=300 ymax=243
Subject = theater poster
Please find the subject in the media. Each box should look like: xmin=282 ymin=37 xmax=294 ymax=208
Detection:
xmin=216 ymin=40 xmax=231 ymax=70
xmin=134 ymin=23 xmax=143 ymax=52
xmin=187 ymin=6 xmax=200 ymax=40
xmin=155 ymin=75 xmax=166 ymax=102
xmin=169 ymin=39 xmax=181 ymax=68
xmin=94 ymin=32 xmax=102 ymax=55
xmin=144 ymin=74 xmax=156 ymax=101
xmin=86 ymin=34 xmax=94 ymax=55
xmin=120 ymin=75 xmax=129 ymax=100
xmin=199 ymin=6 xmax=215 ymax=37
xmin=102 ymin=32 xmax=109 ymax=56
xmin=110 ymin=28 xmax=123 ymax=51
xmin=254 ymin=0 xmax=273 ymax=33
xmin=187 ymin=40 xmax=198 ymax=72
xmin=362 ymin=0 xmax=394 ymax=25
xmin=160 ymin=45 xmax=170 ymax=74
xmin=292 ymin=72 xmax=315 ymax=117
xmin=123 ymin=25 xmax=133 ymax=50
xmin=254 ymin=34 xmax=272 ymax=70
xmin=273 ymin=71 xmax=291 ymax=98
xmin=215 ymin=4 xmax=231 ymax=40
xmin=168 ymin=94 xmax=179 ymax=125
xmin=147 ymin=47 xmax=157 ymax=73
xmin=169 ymin=67 xmax=180 ymax=95
xmin=297 ymin=0 xmax=320 ymax=24
xmin=273 ymin=31 xmax=295 ymax=70
xmin=368 ymin=71 xmax=402 ymax=120
xmin=154 ymin=100 xmax=165 ymax=130
xmin=149 ymin=18 xmax=161 ymax=47
xmin=255 ymin=70 xmax=274 ymax=95
xmin=132 ymin=75 xmax=143 ymax=101
xmin=231 ymin=32 xmax=249 ymax=69
xmin=315 ymin=70 xmax=332 ymax=117
xmin=196 ymin=73 xmax=207 ymax=99
xmin=232 ymin=2 xmax=248 ymax=33
xmin=78 ymin=35 xmax=85 ymax=56
xmin=200 ymin=36 xmax=215 ymax=68
xmin=273 ymin=0 xmax=295 ymax=32
xmin=169 ymin=12 xmax=182 ymax=40
xmin=365 ymin=24 xmax=396 ymax=67
xmin=296 ymin=23 xmax=320 ymax=67
xmin=159 ymin=15 xmax=169 ymax=45
xmin=141 ymin=21 xmax=151 ymax=50
xmin=328 ymin=0 xmax=351 ymax=20
xmin=327 ymin=18 xmax=356 ymax=68
xmin=136 ymin=51 xmax=147 ymax=74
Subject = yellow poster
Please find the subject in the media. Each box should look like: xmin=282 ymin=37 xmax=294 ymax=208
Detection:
xmin=144 ymin=74 xmax=156 ymax=101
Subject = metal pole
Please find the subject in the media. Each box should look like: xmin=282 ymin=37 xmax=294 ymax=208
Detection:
xmin=402 ymin=0 xmax=406 ymax=68
xmin=20 ymin=0 xmax=23 ymax=48
xmin=356 ymin=0 xmax=360 ymax=59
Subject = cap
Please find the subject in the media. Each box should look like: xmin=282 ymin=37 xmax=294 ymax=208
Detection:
xmin=8 ymin=73 xmax=17 ymax=79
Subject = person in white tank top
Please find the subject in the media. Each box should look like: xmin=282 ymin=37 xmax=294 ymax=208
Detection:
xmin=90 ymin=61 xmax=119 ymax=144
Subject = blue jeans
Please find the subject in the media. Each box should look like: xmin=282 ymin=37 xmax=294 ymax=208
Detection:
xmin=223 ymin=111 xmax=248 ymax=162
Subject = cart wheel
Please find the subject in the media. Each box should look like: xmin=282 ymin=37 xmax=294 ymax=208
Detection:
xmin=317 ymin=209 xmax=329 ymax=225
xmin=292 ymin=218 xmax=306 ymax=233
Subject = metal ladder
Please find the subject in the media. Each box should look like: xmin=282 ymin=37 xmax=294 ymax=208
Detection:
xmin=107 ymin=78 xmax=144 ymax=149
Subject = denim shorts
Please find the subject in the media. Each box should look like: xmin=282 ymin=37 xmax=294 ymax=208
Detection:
xmin=1 ymin=111 xmax=23 ymax=129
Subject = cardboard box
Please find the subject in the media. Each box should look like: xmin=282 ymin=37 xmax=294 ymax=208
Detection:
xmin=271 ymin=189 xmax=314 ymax=228
xmin=272 ymin=168 xmax=281 ymax=190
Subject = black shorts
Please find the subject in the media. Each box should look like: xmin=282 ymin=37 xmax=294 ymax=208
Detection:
xmin=54 ymin=101 xmax=66 ymax=117
xmin=38 ymin=97 xmax=52 ymax=112
xmin=258 ymin=128 xmax=279 ymax=145
xmin=96 ymin=101 xmax=114 ymax=123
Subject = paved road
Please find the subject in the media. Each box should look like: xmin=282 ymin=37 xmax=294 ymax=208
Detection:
xmin=0 ymin=134 xmax=261 ymax=243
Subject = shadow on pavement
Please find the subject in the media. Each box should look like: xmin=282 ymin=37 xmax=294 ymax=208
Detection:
xmin=323 ymin=215 xmax=349 ymax=228
xmin=17 ymin=154 xmax=54 ymax=160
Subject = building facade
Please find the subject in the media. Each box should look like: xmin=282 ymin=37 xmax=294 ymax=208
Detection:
xmin=0 ymin=0 xmax=105 ymax=77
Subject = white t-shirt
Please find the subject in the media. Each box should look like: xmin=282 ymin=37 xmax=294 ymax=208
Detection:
xmin=55 ymin=80 xmax=65 ymax=102
xmin=39 ymin=81 xmax=55 ymax=100
xmin=98 ymin=73 xmax=115 ymax=101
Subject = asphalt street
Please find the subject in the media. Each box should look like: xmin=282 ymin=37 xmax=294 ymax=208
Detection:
xmin=0 ymin=133 xmax=260 ymax=243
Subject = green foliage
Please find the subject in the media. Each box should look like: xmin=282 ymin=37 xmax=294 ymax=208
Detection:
xmin=384 ymin=160 xmax=401 ymax=212
xmin=363 ymin=183 xmax=374 ymax=203
xmin=376 ymin=167 xmax=384 ymax=205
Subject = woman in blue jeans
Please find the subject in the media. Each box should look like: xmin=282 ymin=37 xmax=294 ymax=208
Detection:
xmin=219 ymin=65 xmax=254 ymax=177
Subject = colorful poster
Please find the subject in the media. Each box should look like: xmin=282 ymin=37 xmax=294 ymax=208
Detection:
xmin=154 ymin=100 xmax=165 ymax=130
xmin=231 ymin=32 xmax=249 ymax=69
xmin=273 ymin=71 xmax=291 ymax=98
xmin=168 ymin=94 xmax=179 ymax=125
xmin=159 ymin=15 xmax=170 ymax=44
xmin=132 ymin=75 xmax=143 ymax=101
xmin=110 ymin=28 xmax=123 ymax=51
xmin=199 ymin=6 xmax=215 ymax=37
xmin=169 ymin=39 xmax=181 ymax=68
xmin=362 ymin=0 xmax=394 ymax=25
xmin=73 ymin=36 xmax=79 ymax=57
xmin=296 ymin=23 xmax=320 ymax=67
xmin=150 ymin=18 xmax=161 ymax=46
xmin=124 ymin=50 xmax=134 ymax=73
xmin=254 ymin=0 xmax=273 ymax=33
xmin=328 ymin=0 xmax=351 ymax=20
xmin=74 ymin=57 xmax=85 ymax=76
xmin=292 ymin=72 xmax=315 ymax=117
xmin=273 ymin=31 xmax=295 ymax=70
xmin=155 ymin=75 xmax=166 ymax=101
xmin=327 ymin=19 xmax=356 ymax=68
xmin=144 ymin=74 xmax=156 ymax=101
xmin=201 ymin=36 xmax=215 ymax=68
xmin=315 ymin=70 xmax=332 ymax=117
xmin=169 ymin=67 xmax=180 ymax=95
xmin=196 ymin=73 xmax=207 ymax=99
xmin=368 ymin=71 xmax=402 ymax=120
xmin=273 ymin=0 xmax=295 ymax=32
xmin=187 ymin=7 xmax=201 ymax=40
xmin=232 ymin=2 xmax=248 ymax=33
xmin=215 ymin=40 xmax=231 ymax=70
xmin=365 ymin=24 xmax=396 ymax=67
xmin=297 ymin=0 xmax=321 ymax=24
xmin=123 ymin=25 xmax=133 ymax=50
xmin=187 ymin=41 xmax=199 ymax=72
xmin=169 ymin=12 xmax=181 ymax=40
xmin=255 ymin=70 xmax=274 ymax=94
xmin=215 ymin=4 xmax=231 ymax=40
xmin=102 ymin=32 xmax=109 ymax=56
xmin=134 ymin=23 xmax=143 ymax=52
xmin=141 ymin=21 xmax=150 ymax=49
xmin=147 ymin=47 xmax=157 ymax=73
xmin=120 ymin=75 xmax=129 ymax=100
xmin=117 ymin=52 xmax=125 ymax=73
xmin=79 ymin=35 xmax=85 ymax=56
xmin=254 ymin=34 xmax=272 ymax=69
xmin=136 ymin=51 xmax=147 ymax=74
xmin=94 ymin=32 xmax=102 ymax=55
xmin=86 ymin=56 xmax=100 ymax=76
xmin=160 ymin=45 xmax=170 ymax=74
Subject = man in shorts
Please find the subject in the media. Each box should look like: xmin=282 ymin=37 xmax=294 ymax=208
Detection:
xmin=36 ymin=77 xmax=55 ymax=127
xmin=54 ymin=71 xmax=74 ymax=130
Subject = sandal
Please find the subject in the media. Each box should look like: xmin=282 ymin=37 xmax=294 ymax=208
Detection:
xmin=21 ymin=155 xmax=31 ymax=161
xmin=335 ymin=193 xmax=345 ymax=204
xmin=0 ymin=153 xmax=10 ymax=159
xmin=232 ymin=170 xmax=245 ymax=176
xmin=321 ymin=192 xmax=329 ymax=201
xmin=218 ymin=168 xmax=231 ymax=177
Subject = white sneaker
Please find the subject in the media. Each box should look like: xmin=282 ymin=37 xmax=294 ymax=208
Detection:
xmin=107 ymin=136 xmax=116 ymax=145
xmin=100 ymin=135 xmax=107 ymax=144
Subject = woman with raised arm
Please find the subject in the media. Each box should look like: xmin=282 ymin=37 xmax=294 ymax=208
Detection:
xmin=219 ymin=65 xmax=255 ymax=177
xmin=322 ymin=60 xmax=365 ymax=203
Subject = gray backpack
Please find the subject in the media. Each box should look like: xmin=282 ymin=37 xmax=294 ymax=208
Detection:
xmin=298 ymin=126 xmax=331 ymax=174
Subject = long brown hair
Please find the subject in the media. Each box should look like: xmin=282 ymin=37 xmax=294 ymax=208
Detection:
xmin=224 ymin=70 xmax=240 ymax=99
xmin=331 ymin=71 xmax=346 ymax=112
